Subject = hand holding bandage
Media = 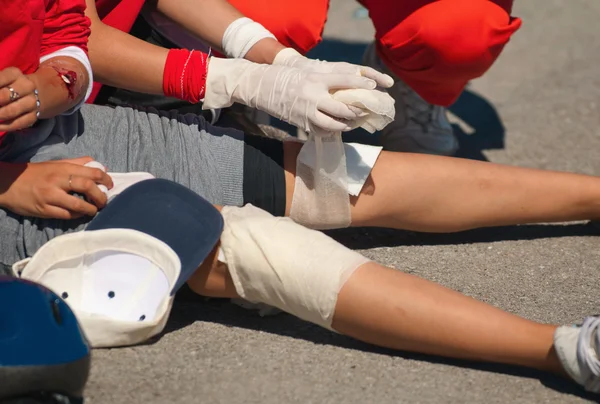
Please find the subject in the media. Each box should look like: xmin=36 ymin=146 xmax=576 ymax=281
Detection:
xmin=290 ymin=88 xmax=395 ymax=230
xmin=203 ymin=57 xmax=379 ymax=133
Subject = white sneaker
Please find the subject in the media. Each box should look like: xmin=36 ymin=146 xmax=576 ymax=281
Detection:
xmin=554 ymin=316 xmax=600 ymax=393
xmin=362 ymin=42 xmax=458 ymax=156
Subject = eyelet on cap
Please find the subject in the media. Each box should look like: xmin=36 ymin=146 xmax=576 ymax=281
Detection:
xmin=108 ymin=291 xmax=115 ymax=298
xmin=139 ymin=315 xmax=146 ymax=321
xmin=61 ymin=292 xmax=69 ymax=299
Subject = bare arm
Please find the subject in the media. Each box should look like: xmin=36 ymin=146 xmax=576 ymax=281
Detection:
xmin=152 ymin=0 xmax=285 ymax=64
xmin=85 ymin=0 xmax=168 ymax=94
xmin=28 ymin=57 xmax=89 ymax=119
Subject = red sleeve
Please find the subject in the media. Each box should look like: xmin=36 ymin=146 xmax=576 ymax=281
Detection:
xmin=40 ymin=0 xmax=91 ymax=58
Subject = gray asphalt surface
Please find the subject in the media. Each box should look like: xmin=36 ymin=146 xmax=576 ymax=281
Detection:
xmin=86 ymin=1 xmax=600 ymax=403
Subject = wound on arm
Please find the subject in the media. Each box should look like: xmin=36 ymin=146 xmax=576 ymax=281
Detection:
xmin=45 ymin=60 xmax=85 ymax=101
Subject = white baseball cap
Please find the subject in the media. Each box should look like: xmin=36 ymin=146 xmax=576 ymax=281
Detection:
xmin=13 ymin=179 xmax=223 ymax=348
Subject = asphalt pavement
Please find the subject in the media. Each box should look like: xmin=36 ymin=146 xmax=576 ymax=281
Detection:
xmin=86 ymin=1 xmax=600 ymax=402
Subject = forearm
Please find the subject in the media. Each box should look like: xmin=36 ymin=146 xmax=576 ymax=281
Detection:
xmin=154 ymin=0 xmax=285 ymax=64
xmin=87 ymin=18 xmax=168 ymax=94
xmin=28 ymin=56 xmax=89 ymax=119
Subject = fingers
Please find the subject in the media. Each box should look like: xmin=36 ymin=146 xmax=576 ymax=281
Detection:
xmin=38 ymin=204 xmax=84 ymax=221
xmin=47 ymin=189 xmax=98 ymax=218
xmin=316 ymin=97 xmax=358 ymax=121
xmin=320 ymin=74 xmax=376 ymax=91
xmin=311 ymin=110 xmax=351 ymax=132
xmin=0 ymin=110 xmax=38 ymax=132
xmin=358 ymin=66 xmax=394 ymax=88
xmin=0 ymin=75 xmax=35 ymax=107
xmin=0 ymin=67 xmax=22 ymax=89
xmin=0 ymin=94 xmax=37 ymax=121
xmin=68 ymin=165 xmax=114 ymax=190
xmin=67 ymin=175 xmax=108 ymax=209
xmin=0 ymin=74 xmax=38 ymax=131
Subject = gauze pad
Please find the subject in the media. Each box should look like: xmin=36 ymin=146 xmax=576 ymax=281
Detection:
xmin=290 ymin=88 xmax=394 ymax=229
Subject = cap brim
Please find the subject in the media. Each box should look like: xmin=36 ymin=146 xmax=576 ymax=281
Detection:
xmin=86 ymin=179 xmax=223 ymax=293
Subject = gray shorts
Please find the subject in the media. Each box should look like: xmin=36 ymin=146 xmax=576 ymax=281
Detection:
xmin=0 ymin=105 xmax=285 ymax=273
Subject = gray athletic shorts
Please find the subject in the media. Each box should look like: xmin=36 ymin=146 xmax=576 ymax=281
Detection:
xmin=0 ymin=105 xmax=286 ymax=274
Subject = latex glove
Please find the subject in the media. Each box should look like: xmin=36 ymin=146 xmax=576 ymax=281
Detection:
xmin=273 ymin=48 xmax=394 ymax=89
xmin=202 ymin=57 xmax=378 ymax=133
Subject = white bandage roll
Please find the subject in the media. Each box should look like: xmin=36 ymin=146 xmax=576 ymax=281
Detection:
xmin=219 ymin=204 xmax=371 ymax=330
xmin=222 ymin=17 xmax=276 ymax=59
xmin=290 ymin=88 xmax=395 ymax=230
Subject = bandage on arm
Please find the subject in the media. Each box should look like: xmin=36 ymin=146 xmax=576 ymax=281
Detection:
xmin=221 ymin=17 xmax=277 ymax=59
xmin=163 ymin=49 xmax=210 ymax=104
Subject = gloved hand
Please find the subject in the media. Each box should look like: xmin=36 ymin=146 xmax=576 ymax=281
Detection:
xmin=272 ymin=48 xmax=394 ymax=89
xmin=202 ymin=57 xmax=378 ymax=133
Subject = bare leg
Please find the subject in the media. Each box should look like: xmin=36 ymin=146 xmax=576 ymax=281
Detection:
xmin=187 ymin=245 xmax=566 ymax=377
xmin=283 ymin=142 xmax=600 ymax=232
xmin=333 ymin=262 xmax=563 ymax=374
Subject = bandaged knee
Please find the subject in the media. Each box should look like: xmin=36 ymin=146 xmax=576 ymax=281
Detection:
xmin=289 ymin=88 xmax=394 ymax=230
xmin=219 ymin=204 xmax=371 ymax=331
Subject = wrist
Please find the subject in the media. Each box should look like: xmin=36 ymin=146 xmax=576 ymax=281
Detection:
xmin=272 ymin=47 xmax=304 ymax=67
xmin=221 ymin=17 xmax=276 ymax=59
xmin=203 ymin=57 xmax=262 ymax=109
xmin=163 ymin=49 xmax=210 ymax=104
xmin=245 ymin=38 xmax=286 ymax=64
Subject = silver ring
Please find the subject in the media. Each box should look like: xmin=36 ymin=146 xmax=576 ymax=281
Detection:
xmin=68 ymin=174 xmax=73 ymax=189
xmin=8 ymin=87 xmax=19 ymax=102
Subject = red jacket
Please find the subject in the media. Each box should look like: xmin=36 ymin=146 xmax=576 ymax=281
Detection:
xmin=0 ymin=0 xmax=91 ymax=140
xmin=0 ymin=0 xmax=90 ymax=74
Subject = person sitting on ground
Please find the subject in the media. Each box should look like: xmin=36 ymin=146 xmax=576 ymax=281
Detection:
xmin=1 ymin=3 xmax=600 ymax=394
xmin=2 ymin=0 xmax=600 ymax=288
xmin=20 ymin=178 xmax=600 ymax=396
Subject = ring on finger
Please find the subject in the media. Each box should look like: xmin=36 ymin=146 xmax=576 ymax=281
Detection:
xmin=8 ymin=87 xmax=20 ymax=102
xmin=68 ymin=174 xmax=73 ymax=190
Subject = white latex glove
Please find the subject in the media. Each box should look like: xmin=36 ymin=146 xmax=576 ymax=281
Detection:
xmin=202 ymin=57 xmax=378 ymax=133
xmin=273 ymin=48 xmax=394 ymax=89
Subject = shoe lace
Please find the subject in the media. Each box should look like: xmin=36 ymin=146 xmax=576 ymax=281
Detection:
xmin=577 ymin=316 xmax=600 ymax=392
xmin=397 ymin=81 xmax=436 ymax=131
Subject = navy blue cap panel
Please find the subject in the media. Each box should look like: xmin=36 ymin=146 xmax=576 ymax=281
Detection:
xmin=0 ymin=277 xmax=89 ymax=367
xmin=86 ymin=179 xmax=224 ymax=293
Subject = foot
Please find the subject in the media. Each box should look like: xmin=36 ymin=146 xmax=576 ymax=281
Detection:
xmin=362 ymin=42 xmax=458 ymax=156
xmin=554 ymin=316 xmax=600 ymax=393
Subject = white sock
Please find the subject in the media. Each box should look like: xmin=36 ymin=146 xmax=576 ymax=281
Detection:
xmin=554 ymin=325 xmax=583 ymax=384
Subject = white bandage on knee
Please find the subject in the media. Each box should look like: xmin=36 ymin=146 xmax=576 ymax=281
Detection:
xmin=219 ymin=204 xmax=371 ymax=331
xmin=222 ymin=17 xmax=276 ymax=59
xmin=290 ymin=88 xmax=395 ymax=230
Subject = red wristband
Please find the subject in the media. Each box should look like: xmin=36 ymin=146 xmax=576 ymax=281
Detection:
xmin=163 ymin=49 xmax=209 ymax=104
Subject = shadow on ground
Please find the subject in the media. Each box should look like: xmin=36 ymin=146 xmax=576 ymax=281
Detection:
xmin=163 ymin=297 xmax=598 ymax=402
xmin=325 ymin=222 xmax=598 ymax=250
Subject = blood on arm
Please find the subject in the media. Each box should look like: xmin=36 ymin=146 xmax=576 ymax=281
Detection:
xmin=45 ymin=59 xmax=85 ymax=101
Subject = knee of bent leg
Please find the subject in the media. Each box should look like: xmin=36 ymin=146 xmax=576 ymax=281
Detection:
xmin=186 ymin=256 xmax=239 ymax=299
xmin=409 ymin=0 xmax=519 ymax=73
xmin=231 ymin=0 xmax=328 ymax=54
xmin=378 ymin=0 xmax=521 ymax=104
